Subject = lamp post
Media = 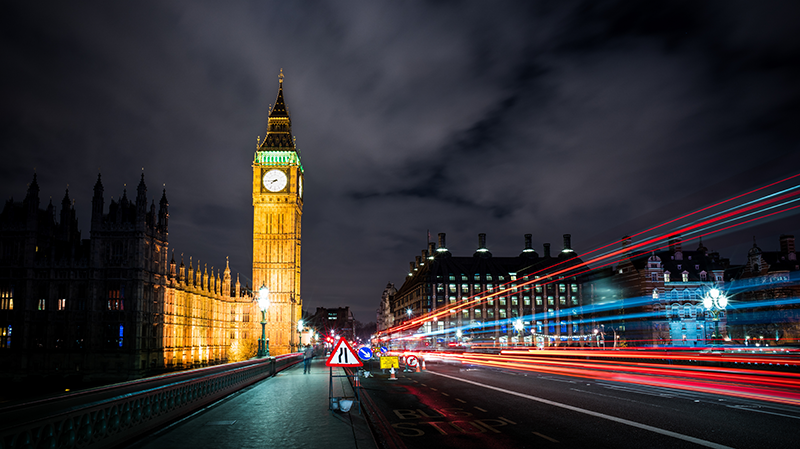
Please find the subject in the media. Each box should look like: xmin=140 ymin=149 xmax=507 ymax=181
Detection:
xmin=258 ymin=285 xmax=270 ymax=357
xmin=703 ymin=287 xmax=728 ymax=347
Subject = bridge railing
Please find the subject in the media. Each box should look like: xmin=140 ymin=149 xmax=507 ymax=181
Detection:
xmin=0 ymin=354 xmax=302 ymax=449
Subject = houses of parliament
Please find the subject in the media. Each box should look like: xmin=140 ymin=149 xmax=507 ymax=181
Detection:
xmin=0 ymin=74 xmax=303 ymax=383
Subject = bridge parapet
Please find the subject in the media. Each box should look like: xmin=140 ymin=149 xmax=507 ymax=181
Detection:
xmin=0 ymin=354 xmax=302 ymax=449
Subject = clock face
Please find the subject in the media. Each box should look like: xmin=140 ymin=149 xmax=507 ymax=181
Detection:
xmin=263 ymin=169 xmax=288 ymax=192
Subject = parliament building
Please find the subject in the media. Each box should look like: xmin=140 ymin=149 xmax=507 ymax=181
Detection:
xmin=0 ymin=71 xmax=304 ymax=384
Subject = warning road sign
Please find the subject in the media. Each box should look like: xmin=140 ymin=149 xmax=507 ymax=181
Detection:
xmin=325 ymin=339 xmax=363 ymax=367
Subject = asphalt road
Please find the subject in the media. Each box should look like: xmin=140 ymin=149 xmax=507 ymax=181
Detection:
xmin=357 ymin=362 xmax=800 ymax=449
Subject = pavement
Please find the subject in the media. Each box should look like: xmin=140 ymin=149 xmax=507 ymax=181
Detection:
xmin=127 ymin=357 xmax=378 ymax=449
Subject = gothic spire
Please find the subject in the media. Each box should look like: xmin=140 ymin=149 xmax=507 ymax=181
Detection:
xmin=259 ymin=69 xmax=295 ymax=150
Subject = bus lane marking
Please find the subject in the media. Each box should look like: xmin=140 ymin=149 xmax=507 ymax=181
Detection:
xmin=389 ymin=408 xmax=513 ymax=437
xmin=533 ymin=431 xmax=559 ymax=443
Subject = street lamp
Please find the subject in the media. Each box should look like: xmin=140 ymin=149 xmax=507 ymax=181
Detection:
xmin=703 ymin=287 xmax=728 ymax=346
xmin=514 ymin=319 xmax=523 ymax=346
xmin=257 ymin=285 xmax=270 ymax=357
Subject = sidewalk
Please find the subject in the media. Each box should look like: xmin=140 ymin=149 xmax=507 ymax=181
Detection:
xmin=127 ymin=357 xmax=377 ymax=449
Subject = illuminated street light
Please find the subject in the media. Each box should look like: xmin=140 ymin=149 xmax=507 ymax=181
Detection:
xmin=703 ymin=287 xmax=728 ymax=346
xmin=257 ymin=285 xmax=270 ymax=357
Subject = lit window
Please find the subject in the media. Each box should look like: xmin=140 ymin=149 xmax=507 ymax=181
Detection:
xmin=682 ymin=272 xmax=688 ymax=282
xmin=0 ymin=289 xmax=13 ymax=310
xmin=461 ymin=285 xmax=469 ymax=294
xmin=535 ymin=286 xmax=542 ymax=293
xmin=38 ymin=299 xmax=46 ymax=311
xmin=535 ymin=296 xmax=542 ymax=306
xmin=559 ymin=296 xmax=566 ymax=305
xmin=0 ymin=326 xmax=10 ymax=349
xmin=548 ymin=296 xmax=554 ymax=305
xmin=500 ymin=298 xmax=507 ymax=306
xmin=499 ymin=309 xmax=507 ymax=318
xmin=559 ymin=284 xmax=566 ymax=293
xmin=474 ymin=309 xmax=481 ymax=318
xmin=571 ymin=284 xmax=578 ymax=293
xmin=664 ymin=272 xmax=670 ymax=282
xmin=58 ymin=298 xmax=66 ymax=311
xmin=512 ymin=297 xmax=518 ymax=306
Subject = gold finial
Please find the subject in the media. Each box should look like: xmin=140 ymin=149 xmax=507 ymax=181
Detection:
xmin=279 ymin=68 xmax=284 ymax=84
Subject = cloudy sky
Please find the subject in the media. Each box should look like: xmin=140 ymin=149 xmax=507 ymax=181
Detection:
xmin=3 ymin=1 xmax=800 ymax=322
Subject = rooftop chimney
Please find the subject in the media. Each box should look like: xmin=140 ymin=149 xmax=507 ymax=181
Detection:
xmin=544 ymin=243 xmax=551 ymax=258
xmin=562 ymin=234 xmax=573 ymax=252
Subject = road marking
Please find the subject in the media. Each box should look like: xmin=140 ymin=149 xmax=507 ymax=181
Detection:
xmin=429 ymin=371 xmax=734 ymax=449
xmin=421 ymin=383 xmax=427 ymax=386
xmin=441 ymin=392 xmax=450 ymax=396
xmin=474 ymin=406 xmax=487 ymax=412
xmin=431 ymin=388 xmax=438 ymax=391
xmin=727 ymin=405 xmax=800 ymax=420
xmin=456 ymin=398 xmax=467 ymax=403
xmin=499 ymin=417 xmax=516 ymax=425
xmin=533 ymin=431 xmax=559 ymax=443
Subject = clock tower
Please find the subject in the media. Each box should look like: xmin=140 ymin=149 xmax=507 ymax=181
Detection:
xmin=252 ymin=70 xmax=303 ymax=355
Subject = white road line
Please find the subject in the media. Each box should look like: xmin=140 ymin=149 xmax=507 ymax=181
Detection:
xmin=430 ymin=371 xmax=734 ymax=449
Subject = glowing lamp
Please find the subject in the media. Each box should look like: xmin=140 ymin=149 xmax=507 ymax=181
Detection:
xmin=258 ymin=286 xmax=270 ymax=312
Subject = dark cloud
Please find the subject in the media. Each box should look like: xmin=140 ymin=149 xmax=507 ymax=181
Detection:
xmin=2 ymin=0 xmax=800 ymax=322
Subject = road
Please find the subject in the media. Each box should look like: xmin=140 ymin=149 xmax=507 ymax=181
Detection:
xmin=357 ymin=361 xmax=800 ymax=448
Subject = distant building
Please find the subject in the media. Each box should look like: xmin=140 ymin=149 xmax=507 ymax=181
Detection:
xmin=0 ymin=174 xmax=256 ymax=383
xmin=612 ymin=235 xmax=730 ymax=347
xmin=727 ymin=235 xmax=800 ymax=346
xmin=309 ymin=307 xmax=355 ymax=341
xmin=389 ymin=233 xmax=592 ymax=348
xmin=376 ymin=282 xmax=396 ymax=332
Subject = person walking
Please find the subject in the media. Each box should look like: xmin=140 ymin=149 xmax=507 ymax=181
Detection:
xmin=303 ymin=345 xmax=314 ymax=374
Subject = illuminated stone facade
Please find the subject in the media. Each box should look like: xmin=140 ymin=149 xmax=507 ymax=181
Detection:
xmin=252 ymin=71 xmax=304 ymax=355
xmin=0 ymin=173 xmax=256 ymax=383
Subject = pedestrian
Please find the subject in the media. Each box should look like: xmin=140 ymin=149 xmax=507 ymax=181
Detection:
xmin=303 ymin=345 xmax=313 ymax=374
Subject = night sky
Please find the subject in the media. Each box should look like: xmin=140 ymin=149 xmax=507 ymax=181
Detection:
xmin=3 ymin=1 xmax=800 ymax=323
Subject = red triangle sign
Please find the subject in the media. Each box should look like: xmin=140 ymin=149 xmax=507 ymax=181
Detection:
xmin=325 ymin=338 xmax=363 ymax=367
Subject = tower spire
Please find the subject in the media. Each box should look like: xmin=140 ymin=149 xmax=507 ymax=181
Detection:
xmin=259 ymin=70 xmax=294 ymax=150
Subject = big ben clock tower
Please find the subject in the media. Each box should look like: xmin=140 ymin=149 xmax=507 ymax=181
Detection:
xmin=253 ymin=69 xmax=303 ymax=355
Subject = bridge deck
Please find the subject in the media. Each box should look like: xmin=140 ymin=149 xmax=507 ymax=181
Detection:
xmin=126 ymin=357 xmax=375 ymax=449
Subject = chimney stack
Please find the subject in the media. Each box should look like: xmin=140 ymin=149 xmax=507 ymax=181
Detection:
xmin=544 ymin=243 xmax=551 ymax=258
xmin=563 ymin=234 xmax=572 ymax=251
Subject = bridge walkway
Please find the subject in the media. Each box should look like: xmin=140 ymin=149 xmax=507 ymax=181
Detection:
xmin=126 ymin=357 xmax=376 ymax=449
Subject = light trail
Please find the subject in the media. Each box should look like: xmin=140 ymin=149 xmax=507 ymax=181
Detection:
xmin=412 ymin=349 xmax=800 ymax=407
xmin=379 ymin=173 xmax=800 ymax=342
